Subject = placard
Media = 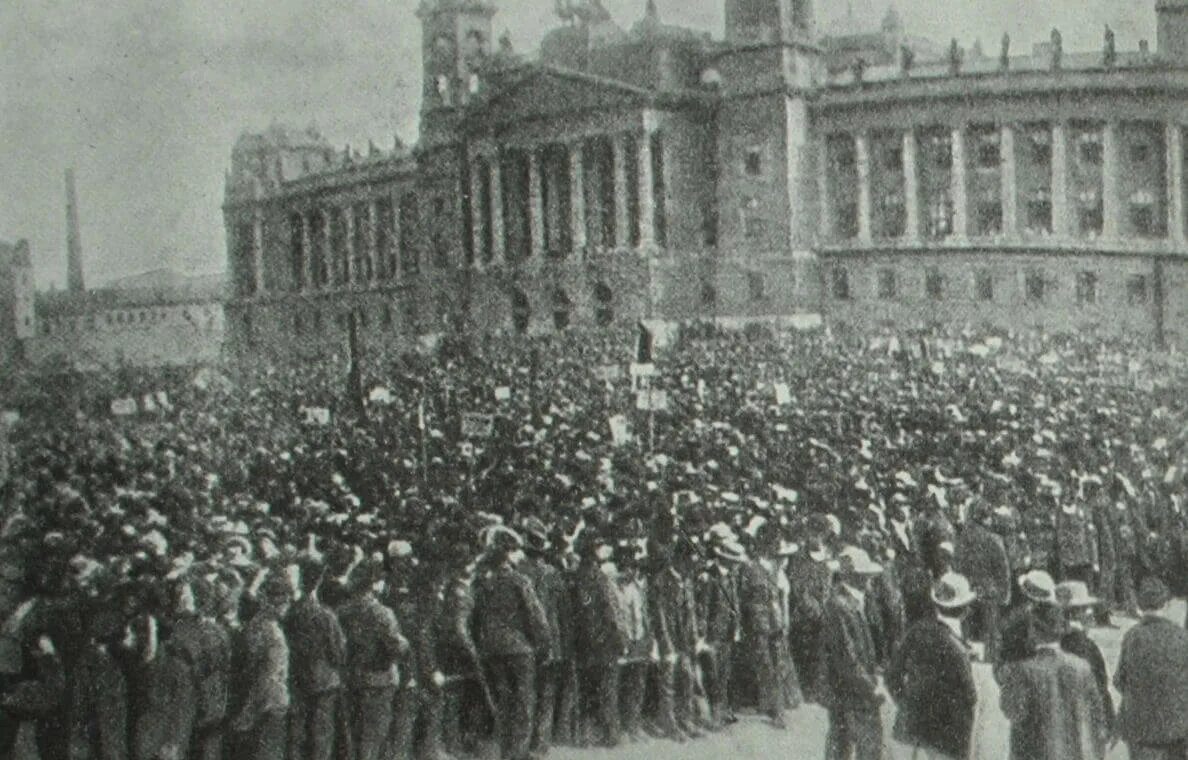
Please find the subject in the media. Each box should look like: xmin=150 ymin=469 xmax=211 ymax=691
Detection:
xmin=635 ymin=389 xmax=669 ymax=412
xmin=111 ymin=398 xmax=137 ymax=416
xmin=301 ymin=406 xmax=331 ymax=425
xmin=608 ymin=414 xmax=631 ymax=446
xmin=773 ymin=382 xmax=791 ymax=406
xmin=461 ymin=412 xmax=494 ymax=438
xmin=494 ymin=386 xmax=512 ymax=402
xmin=368 ymin=386 xmax=394 ymax=405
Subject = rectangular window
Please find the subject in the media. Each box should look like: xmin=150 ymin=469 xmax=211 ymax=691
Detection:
xmin=877 ymin=269 xmax=897 ymax=299
xmin=1027 ymin=199 xmax=1052 ymax=233
xmin=1079 ymin=203 xmax=1103 ymax=236
xmin=744 ymin=147 xmax=763 ymax=176
xmin=831 ymin=267 xmax=851 ymax=300
xmin=976 ymin=139 xmax=1000 ymax=169
xmin=1076 ymin=271 xmax=1098 ymax=305
xmin=976 ymin=270 xmax=994 ymax=301
xmin=1025 ymin=271 xmax=1047 ymax=303
xmin=1127 ymin=275 xmax=1149 ymax=305
xmin=1079 ymin=139 xmax=1103 ymax=165
xmin=1130 ymin=144 xmax=1151 ymax=164
xmin=747 ymin=271 xmax=766 ymax=302
xmin=975 ymin=201 xmax=1003 ymax=235
xmin=744 ymin=213 xmax=767 ymax=241
xmin=925 ymin=268 xmax=944 ymax=300
xmin=1131 ymin=203 xmax=1156 ymax=238
xmin=837 ymin=202 xmax=859 ymax=239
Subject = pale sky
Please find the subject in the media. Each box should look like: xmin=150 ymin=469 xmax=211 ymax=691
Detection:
xmin=0 ymin=0 xmax=1155 ymax=289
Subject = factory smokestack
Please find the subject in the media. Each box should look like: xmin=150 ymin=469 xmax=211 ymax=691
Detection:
xmin=65 ymin=169 xmax=85 ymax=293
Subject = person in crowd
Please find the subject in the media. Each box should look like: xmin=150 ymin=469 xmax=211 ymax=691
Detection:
xmin=284 ymin=555 xmax=345 ymax=760
xmin=471 ymin=529 xmax=549 ymax=760
xmin=615 ymin=539 xmax=652 ymax=741
xmin=819 ymin=546 xmax=885 ymax=760
xmin=698 ymin=531 xmax=744 ymax=730
xmin=1114 ymin=577 xmax=1188 ymax=760
xmin=738 ymin=522 xmax=789 ymax=730
xmin=998 ymin=569 xmax=1057 ymax=669
xmin=955 ymin=503 xmax=1012 ymax=661
xmin=231 ymin=572 xmax=293 ymax=760
xmin=174 ymin=574 xmax=232 ymax=760
xmin=68 ymin=609 xmax=128 ymax=760
xmin=999 ymin=603 xmax=1107 ymax=760
xmin=886 ymin=571 xmax=978 ymax=760
xmin=518 ymin=517 xmax=565 ymax=755
xmin=1055 ymin=581 xmax=1114 ymax=740
xmin=337 ymin=557 xmax=407 ymax=760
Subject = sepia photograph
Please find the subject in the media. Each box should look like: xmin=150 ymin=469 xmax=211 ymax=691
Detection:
xmin=1 ymin=0 xmax=1186 ymax=758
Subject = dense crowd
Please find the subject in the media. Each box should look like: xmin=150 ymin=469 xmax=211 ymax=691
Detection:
xmin=0 ymin=322 xmax=1184 ymax=760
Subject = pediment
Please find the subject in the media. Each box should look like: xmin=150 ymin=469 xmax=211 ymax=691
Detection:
xmin=464 ymin=66 xmax=653 ymax=132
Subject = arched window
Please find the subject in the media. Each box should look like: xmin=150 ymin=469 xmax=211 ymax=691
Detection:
xmin=593 ymin=282 xmax=614 ymax=326
xmin=511 ymin=289 xmax=530 ymax=334
xmin=552 ymin=288 xmax=572 ymax=331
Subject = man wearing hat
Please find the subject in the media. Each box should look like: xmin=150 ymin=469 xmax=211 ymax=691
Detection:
xmin=615 ymin=538 xmax=653 ymax=741
xmin=337 ymin=558 xmax=409 ymax=760
xmin=518 ymin=517 xmax=565 ymax=754
xmin=173 ymin=574 xmax=233 ymax=760
xmin=955 ymin=503 xmax=1011 ymax=662
xmin=886 ymin=572 xmax=978 ymax=760
xmin=787 ymin=519 xmax=835 ymax=703
xmin=69 ymin=605 xmax=129 ymax=760
xmin=231 ymin=570 xmax=294 ymax=760
xmin=1114 ymin=577 xmax=1188 ymax=760
xmin=819 ymin=546 xmax=885 ymax=760
xmin=471 ymin=530 xmax=550 ymax=760
xmin=738 ymin=523 xmax=789 ymax=729
xmin=284 ymin=555 xmax=346 ymax=760
xmin=998 ymin=570 xmax=1056 ymax=669
xmin=648 ymin=539 xmax=702 ymax=741
xmin=999 ymin=603 xmax=1107 ymax=760
xmin=698 ymin=535 xmax=745 ymax=729
xmin=1055 ymin=581 xmax=1113 ymax=737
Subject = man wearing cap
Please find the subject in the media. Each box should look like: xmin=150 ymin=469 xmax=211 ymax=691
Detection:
xmin=999 ymin=603 xmax=1107 ymax=760
xmin=998 ymin=570 xmax=1056 ymax=669
xmin=337 ymin=558 xmax=409 ymax=760
xmin=955 ymin=504 xmax=1011 ymax=662
xmin=231 ymin=570 xmax=293 ymax=760
xmin=886 ymin=572 xmax=977 ymax=760
xmin=1114 ymin=576 xmax=1188 ymax=760
xmin=819 ymin=546 xmax=884 ymax=760
xmin=472 ymin=533 xmax=550 ymax=760
xmin=284 ymin=556 xmax=345 ymax=760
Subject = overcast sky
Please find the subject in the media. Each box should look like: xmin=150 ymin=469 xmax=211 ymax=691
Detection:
xmin=0 ymin=0 xmax=1155 ymax=289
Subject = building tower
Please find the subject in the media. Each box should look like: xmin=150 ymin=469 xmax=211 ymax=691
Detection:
xmin=1158 ymin=0 xmax=1188 ymax=63
xmin=417 ymin=0 xmax=497 ymax=144
xmin=65 ymin=168 xmax=85 ymax=293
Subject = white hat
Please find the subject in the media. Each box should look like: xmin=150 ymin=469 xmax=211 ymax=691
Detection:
xmin=1055 ymin=581 xmax=1099 ymax=609
xmin=838 ymin=545 xmax=882 ymax=575
xmin=931 ymin=572 xmax=977 ymax=609
xmin=1018 ymin=570 xmax=1057 ymax=605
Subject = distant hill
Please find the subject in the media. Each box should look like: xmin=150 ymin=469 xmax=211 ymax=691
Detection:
xmin=100 ymin=268 xmax=226 ymax=296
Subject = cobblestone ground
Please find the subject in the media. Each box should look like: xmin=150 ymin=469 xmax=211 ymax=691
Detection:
xmin=18 ymin=602 xmax=1175 ymax=760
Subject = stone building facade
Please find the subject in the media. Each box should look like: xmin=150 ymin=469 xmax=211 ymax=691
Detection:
xmin=223 ymin=0 xmax=1188 ymax=356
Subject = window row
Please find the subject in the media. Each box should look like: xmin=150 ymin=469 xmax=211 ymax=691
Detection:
xmin=831 ymin=266 xmax=1152 ymax=306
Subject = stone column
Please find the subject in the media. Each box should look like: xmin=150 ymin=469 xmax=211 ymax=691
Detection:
xmin=1168 ymin=122 xmax=1186 ymax=242
xmin=903 ymin=129 xmax=920 ymax=239
xmin=367 ymin=199 xmax=379 ymax=282
xmin=300 ymin=212 xmax=313 ymax=291
xmin=638 ymin=131 xmax=657 ymax=249
xmin=612 ymin=133 xmax=631 ymax=248
xmin=855 ymin=132 xmax=873 ymax=242
xmin=950 ymin=126 xmax=968 ymax=237
xmin=490 ymin=153 xmax=506 ymax=264
xmin=528 ymin=148 xmax=545 ymax=258
xmin=469 ymin=157 xmax=487 ymax=269
xmin=344 ymin=205 xmax=356 ymax=286
xmin=252 ymin=212 xmax=265 ymax=294
xmin=1052 ymin=122 xmax=1070 ymax=235
xmin=390 ymin=191 xmax=403 ymax=282
xmin=818 ymin=137 xmax=832 ymax=242
xmin=1001 ymin=124 xmax=1018 ymax=235
xmin=322 ymin=208 xmax=335 ymax=288
xmin=1102 ymin=122 xmax=1121 ymax=238
xmin=569 ymin=139 xmax=587 ymax=253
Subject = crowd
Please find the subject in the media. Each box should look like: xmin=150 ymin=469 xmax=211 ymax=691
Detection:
xmin=0 ymin=321 xmax=1184 ymax=760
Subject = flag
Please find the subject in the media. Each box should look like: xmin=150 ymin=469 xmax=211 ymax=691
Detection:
xmin=417 ymin=399 xmax=426 ymax=432
xmin=635 ymin=320 xmax=653 ymax=364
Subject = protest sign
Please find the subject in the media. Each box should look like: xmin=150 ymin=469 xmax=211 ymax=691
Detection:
xmin=461 ymin=412 xmax=495 ymax=438
xmin=111 ymin=398 xmax=137 ymax=416
xmin=494 ymin=386 xmax=512 ymax=402
xmin=608 ymin=414 xmax=631 ymax=446
xmin=1 ymin=410 xmax=19 ymax=426
xmin=594 ymin=365 xmax=623 ymax=382
xmin=368 ymin=386 xmax=394 ymax=405
xmin=301 ymin=406 xmax=331 ymax=425
xmin=773 ymin=382 xmax=791 ymax=406
xmin=635 ymin=389 xmax=669 ymax=412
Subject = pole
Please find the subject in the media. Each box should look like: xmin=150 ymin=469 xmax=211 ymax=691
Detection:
xmin=347 ymin=309 xmax=366 ymax=421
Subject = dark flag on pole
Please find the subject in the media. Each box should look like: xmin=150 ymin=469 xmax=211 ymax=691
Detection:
xmin=347 ymin=310 xmax=366 ymax=421
xmin=635 ymin=320 xmax=653 ymax=364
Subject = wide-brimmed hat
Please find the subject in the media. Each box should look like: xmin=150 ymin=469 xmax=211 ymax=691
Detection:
xmin=712 ymin=540 xmax=748 ymax=564
xmin=1018 ymin=570 xmax=1057 ymax=605
xmin=838 ymin=545 xmax=882 ymax=575
xmin=1055 ymin=581 xmax=1099 ymax=609
xmin=931 ymin=572 xmax=977 ymax=609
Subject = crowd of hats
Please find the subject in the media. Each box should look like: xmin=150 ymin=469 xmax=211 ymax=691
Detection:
xmin=0 ymin=323 xmax=1184 ymax=618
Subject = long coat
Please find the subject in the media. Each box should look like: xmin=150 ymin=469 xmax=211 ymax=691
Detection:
xmin=472 ymin=565 xmax=550 ymax=660
xmin=817 ymin=589 xmax=880 ymax=712
xmin=886 ymin=617 xmax=976 ymax=759
xmin=999 ymin=647 xmax=1107 ymax=760
xmin=955 ymin=523 xmax=1012 ymax=606
xmin=1114 ymin=615 xmax=1188 ymax=746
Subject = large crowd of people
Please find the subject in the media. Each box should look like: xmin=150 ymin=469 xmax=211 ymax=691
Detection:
xmin=0 ymin=321 xmax=1184 ymax=760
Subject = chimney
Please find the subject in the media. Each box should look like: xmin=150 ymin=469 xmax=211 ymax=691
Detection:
xmin=65 ymin=169 xmax=85 ymax=293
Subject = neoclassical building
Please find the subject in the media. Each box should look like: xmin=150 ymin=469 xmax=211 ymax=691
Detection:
xmin=223 ymin=0 xmax=1188 ymax=355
